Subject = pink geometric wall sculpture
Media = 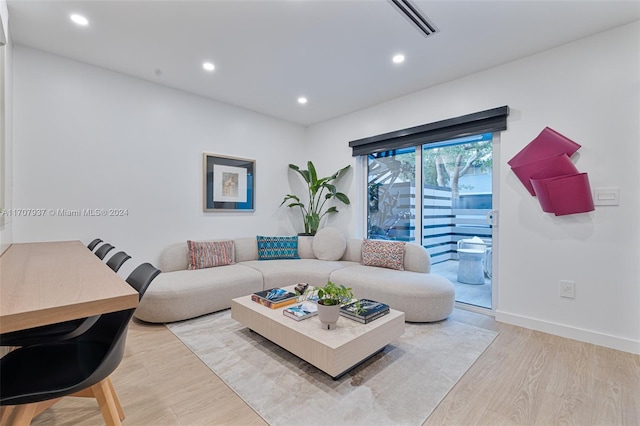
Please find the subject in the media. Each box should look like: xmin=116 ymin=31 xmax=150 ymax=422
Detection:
xmin=508 ymin=127 xmax=595 ymax=216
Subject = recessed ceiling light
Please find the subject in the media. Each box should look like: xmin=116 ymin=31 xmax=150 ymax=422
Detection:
xmin=202 ymin=62 xmax=215 ymax=72
xmin=297 ymin=97 xmax=308 ymax=105
xmin=70 ymin=14 xmax=89 ymax=26
xmin=392 ymin=54 xmax=405 ymax=64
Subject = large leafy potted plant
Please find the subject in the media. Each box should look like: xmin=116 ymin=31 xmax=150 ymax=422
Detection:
xmin=303 ymin=281 xmax=354 ymax=330
xmin=280 ymin=161 xmax=351 ymax=236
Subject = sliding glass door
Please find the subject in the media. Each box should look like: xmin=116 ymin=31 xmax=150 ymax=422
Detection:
xmin=366 ymin=134 xmax=495 ymax=310
xmin=423 ymin=134 xmax=493 ymax=309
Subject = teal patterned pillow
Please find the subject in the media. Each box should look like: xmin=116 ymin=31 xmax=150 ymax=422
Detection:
xmin=257 ymin=236 xmax=300 ymax=260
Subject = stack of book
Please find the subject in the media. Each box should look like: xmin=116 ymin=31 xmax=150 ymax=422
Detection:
xmin=340 ymin=299 xmax=390 ymax=324
xmin=251 ymin=288 xmax=297 ymax=309
xmin=283 ymin=302 xmax=318 ymax=321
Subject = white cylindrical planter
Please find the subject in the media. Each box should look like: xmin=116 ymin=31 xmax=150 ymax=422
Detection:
xmin=317 ymin=303 xmax=340 ymax=330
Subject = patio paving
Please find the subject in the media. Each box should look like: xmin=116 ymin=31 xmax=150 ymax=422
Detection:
xmin=430 ymin=260 xmax=492 ymax=309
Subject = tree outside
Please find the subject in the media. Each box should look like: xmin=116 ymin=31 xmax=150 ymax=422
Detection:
xmin=423 ymin=134 xmax=492 ymax=198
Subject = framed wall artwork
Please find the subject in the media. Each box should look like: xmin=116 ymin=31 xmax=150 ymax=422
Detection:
xmin=203 ymin=153 xmax=255 ymax=212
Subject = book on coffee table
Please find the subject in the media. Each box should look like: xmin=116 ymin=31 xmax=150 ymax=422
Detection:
xmin=283 ymin=302 xmax=318 ymax=321
xmin=340 ymin=299 xmax=390 ymax=323
xmin=340 ymin=308 xmax=390 ymax=324
xmin=251 ymin=288 xmax=298 ymax=309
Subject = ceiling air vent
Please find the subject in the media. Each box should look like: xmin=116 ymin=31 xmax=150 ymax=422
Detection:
xmin=389 ymin=0 xmax=439 ymax=38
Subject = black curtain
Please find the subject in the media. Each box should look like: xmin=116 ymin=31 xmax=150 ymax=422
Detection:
xmin=349 ymin=106 xmax=509 ymax=156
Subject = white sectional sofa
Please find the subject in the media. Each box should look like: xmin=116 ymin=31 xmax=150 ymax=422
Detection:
xmin=134 ymin=228 xmax=455 ymax=323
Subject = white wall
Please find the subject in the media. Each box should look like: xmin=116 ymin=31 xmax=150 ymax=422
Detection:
xmin=12 ymin=47 xmax=306 ymax=264
xmin=0 ymin=0 xmax=13 ymax=254
xmin=306 ymin=22 xmax=640 ymax=354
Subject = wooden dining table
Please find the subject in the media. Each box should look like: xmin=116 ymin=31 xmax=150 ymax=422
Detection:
xmin=0 ymin=240 xmax=139 ymax=334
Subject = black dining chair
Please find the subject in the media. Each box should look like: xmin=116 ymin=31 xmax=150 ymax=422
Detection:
xmin=0 ymin=306 xmax=136 ymax=424
xmin=0 ymin=315 xmax=100 ymax=348
xmin=106 ymin=251 xmax=132 ymax=273
xmin=94 ymin=243 xmax=115 ymax=260
xmin=125 ymin=262 xmax=161 ymax=301
xmin=0 ymin=262 xmax=161 ymax=425
xmin=87 ymin=238 xmax=103 ymax=251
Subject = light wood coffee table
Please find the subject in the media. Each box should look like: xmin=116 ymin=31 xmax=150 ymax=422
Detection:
xmin=231 ymin=288 xmax=405 ymax=379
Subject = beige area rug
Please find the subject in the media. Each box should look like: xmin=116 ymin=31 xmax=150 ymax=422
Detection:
xmin=167 ymin=310 xmax=497 ymax=426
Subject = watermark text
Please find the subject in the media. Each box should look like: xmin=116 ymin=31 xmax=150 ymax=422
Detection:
xmin=0 ymin=208 xmax=129 ymax=217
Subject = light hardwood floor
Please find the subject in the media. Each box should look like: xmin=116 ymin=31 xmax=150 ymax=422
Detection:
xmin=30 ymin=309 xmax=639 ymax=426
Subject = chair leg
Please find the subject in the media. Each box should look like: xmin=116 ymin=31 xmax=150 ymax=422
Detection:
xmin=69 ymin=377 xmax=124 ymax=421
xmin=31 ymin=399 xmax=61 ymax=419
xmin=1 ymin=398 xmax=63 ymax=426
xmin=0 ymin=406 xmax=14 ymax=425
xmin=91 ymin=378 xmax=123 ymax=426
xmin=69 ymin=388 xmax=94 ymax=398
xmin=1 ymin=403 xmax=37 ymax=426
xmin=106 ymin=377 xmax=125 ymax=421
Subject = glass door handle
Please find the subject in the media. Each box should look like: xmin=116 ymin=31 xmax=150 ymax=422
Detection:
xmin=486 ymin=210 xmax=498 ymax=227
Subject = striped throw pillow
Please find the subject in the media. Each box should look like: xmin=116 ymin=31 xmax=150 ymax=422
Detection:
xmin=257 ymin=236 xmax=300 ymax=260
xmin=187 ymin=240 xmax=235 ymax=270
xmin=361 ymin=239 xmax=406 ymax=270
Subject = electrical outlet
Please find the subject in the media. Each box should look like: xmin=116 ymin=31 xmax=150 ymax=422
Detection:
xmin=559 ymin=280 xmax=575 ymax=299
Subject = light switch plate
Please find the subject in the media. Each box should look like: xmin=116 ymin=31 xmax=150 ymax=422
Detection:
xmin=593 ymin=187 xmax=619 ymax=206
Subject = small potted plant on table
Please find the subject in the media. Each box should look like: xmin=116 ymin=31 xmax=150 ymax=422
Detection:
xmin=304 ymin=281 xmax=354 ymax=330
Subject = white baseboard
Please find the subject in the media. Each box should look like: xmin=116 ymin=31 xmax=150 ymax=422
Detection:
xmin=495 ymin=310 xmax=640 ymax=355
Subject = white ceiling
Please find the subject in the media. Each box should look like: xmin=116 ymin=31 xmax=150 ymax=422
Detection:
xmin=7 ymin=0 xmax=640 ymax=126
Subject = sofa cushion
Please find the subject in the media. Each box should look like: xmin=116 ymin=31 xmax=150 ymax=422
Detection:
xmin=257 ymin=236 xmax=300 ymax=260
xmin=312 ymin=227 xmax=347 ymax=261
xmin=241 ymin=259 xmax=354 ymax=289
xmin=135 ymin=264 xmax=264 ymax=323
xmin=187 ymin=240 xmax=235 ymax=270
xmin=341 ymin=239 xmax=363 ymax=262
xmin=297 ymin=236 xmax=315 ymax=259
xmin=403 ymin=243 xmax=431 ymax=273
xmin=361 ymin=240 xmax=405 ymax=270
xmin=158 ymin=243 xmax=189 ymax=272
xmin=234 ymin=237 xmax=258 ymax=262
xmin=329 ymin=265 xmax=454 ymax=322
